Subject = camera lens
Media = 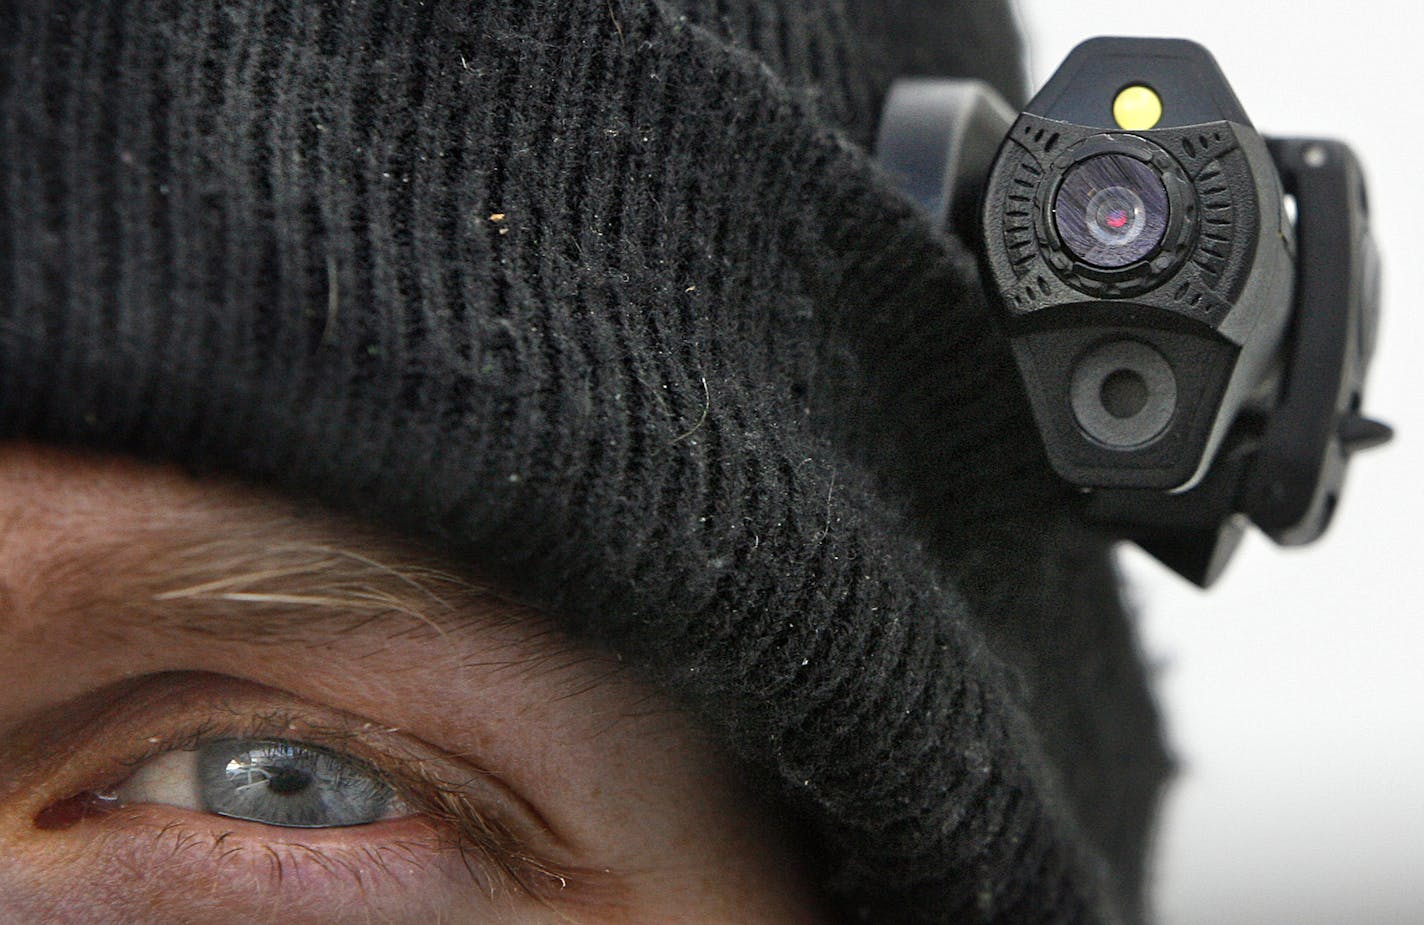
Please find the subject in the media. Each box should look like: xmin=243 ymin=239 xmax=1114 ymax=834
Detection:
xmin=1086 ymin=187 xmax=1147 ymax=247
xmin=1054 ymin=154 xmax=1169 ymax=268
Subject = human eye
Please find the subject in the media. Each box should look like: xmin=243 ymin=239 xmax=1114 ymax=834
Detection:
xmin=9 ymin=674 xmax=583 ymax=924
xmin=109 ymin=738 xmax=413 ymax=828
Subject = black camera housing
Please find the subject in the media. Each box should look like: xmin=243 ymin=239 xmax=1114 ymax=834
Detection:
xmin=981 ymin=37 xmax=1294 ymax=492
xmin=875 ymin=37 xmax=1390 ymax=586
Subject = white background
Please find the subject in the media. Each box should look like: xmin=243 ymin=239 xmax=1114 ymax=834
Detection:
xmin=1014 ymin=2 xmax=1424 ymax=923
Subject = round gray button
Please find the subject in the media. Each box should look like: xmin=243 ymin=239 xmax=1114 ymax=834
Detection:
xmin=1069 ymin=340 xmax=1177 ymax=449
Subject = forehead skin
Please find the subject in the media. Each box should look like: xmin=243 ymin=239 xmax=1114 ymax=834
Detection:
xmin=0 ymin=440 xmax=828 ymax=924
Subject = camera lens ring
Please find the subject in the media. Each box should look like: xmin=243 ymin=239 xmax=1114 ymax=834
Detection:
xmin=1035 ymin=135 xmax=1198 ymax=298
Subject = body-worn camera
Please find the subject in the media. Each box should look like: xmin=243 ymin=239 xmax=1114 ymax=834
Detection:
xmin=876 ymin=38 xmax=1391 ymax=586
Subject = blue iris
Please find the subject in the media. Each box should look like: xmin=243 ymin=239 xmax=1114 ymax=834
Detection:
xmin=197 ymin=739 xmax=395 ymax=828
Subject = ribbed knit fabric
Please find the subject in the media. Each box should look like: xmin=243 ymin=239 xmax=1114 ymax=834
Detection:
xmin=0 ymin=2 xmax=1171 ymax=922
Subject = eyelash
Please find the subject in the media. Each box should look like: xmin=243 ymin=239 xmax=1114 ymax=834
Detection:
xmin=34 ymin=696 xmax=577 ymax=903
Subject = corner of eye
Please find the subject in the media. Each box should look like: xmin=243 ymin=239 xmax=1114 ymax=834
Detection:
xmin=30 ymin=790 xmax=122 ymax=831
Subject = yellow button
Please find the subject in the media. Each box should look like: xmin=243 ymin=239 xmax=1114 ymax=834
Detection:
xmin=1113 ymin=85 xmax=1163 ymax=131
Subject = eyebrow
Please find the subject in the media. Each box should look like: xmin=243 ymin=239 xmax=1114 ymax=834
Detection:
xmin=14 ymin=500 xmax=662 ymax=768
xmin=16 ymin=502 xmax=664 ymax=795
xmin=10 ymin=496 xmax=585 ymax=672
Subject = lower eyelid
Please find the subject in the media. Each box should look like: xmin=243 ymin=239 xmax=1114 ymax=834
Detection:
xmin=18 ymin=799 xmax=620 ymax=924
xmin=24 ymin=804 xmax=508 ymax=922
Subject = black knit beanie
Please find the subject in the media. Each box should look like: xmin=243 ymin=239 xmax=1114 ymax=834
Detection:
xmin=0 ymin=2 xmax=1171 ymax=922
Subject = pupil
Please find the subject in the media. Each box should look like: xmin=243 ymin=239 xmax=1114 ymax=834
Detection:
xmin=264 ymin=764 xmax=312 ymax=795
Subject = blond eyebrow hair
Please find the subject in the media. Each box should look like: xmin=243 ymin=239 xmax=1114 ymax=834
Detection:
xmin=136 ymin=518 xmax=512 ymax=642
xmin=22 ymin=489 xmax=564 ymax=657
